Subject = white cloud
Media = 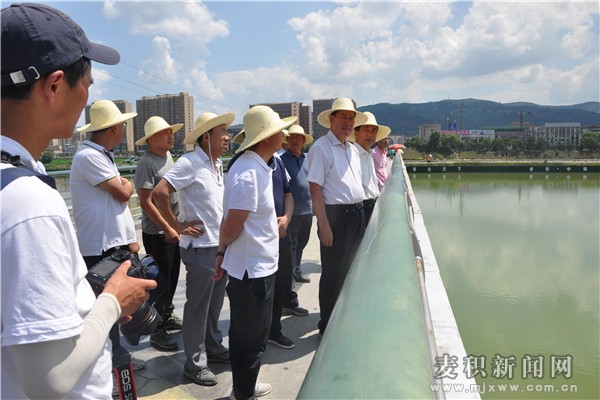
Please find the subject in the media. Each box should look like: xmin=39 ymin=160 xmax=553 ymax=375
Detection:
xmin=285 ymin=1 xmax=599 ymax=107
xmin=139 ymin=36 xmax=180 ymax=84
xmin=88 ymin=67 xmax=113 ymax=102
xmin=96 ymin=0 xmax=598 ymax=115
xmin=103 ymin=1 xmax=229 ymax=48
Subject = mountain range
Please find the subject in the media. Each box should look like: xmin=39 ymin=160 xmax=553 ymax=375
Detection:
xmin=357 ymin=99 xmax=600 ymax=136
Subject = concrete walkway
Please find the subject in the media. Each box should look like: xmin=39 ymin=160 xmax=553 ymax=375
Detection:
xmin=123 ymin=220 xmax=322 ymax=400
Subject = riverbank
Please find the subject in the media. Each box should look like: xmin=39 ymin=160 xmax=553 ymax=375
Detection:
xmin=404 ymin=158 xmax=600 ymax=173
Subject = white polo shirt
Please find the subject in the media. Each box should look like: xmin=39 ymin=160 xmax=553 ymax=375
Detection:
xmin=1 ymin=136 xmax=111 ymax=399
xmin=354 ymin=143 xmax=380 ymax=200
xmin=163 ymin=147 xmax=223 ymax=249
xmin=307 ymin=131 xmax=365 ymax=205
xmin=222 ymin=151 xmax=278 ymax=280
xmin=70 ymin=140 xmax=136 ymax=256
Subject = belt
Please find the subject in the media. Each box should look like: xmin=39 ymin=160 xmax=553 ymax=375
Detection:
xmin=363 ymin=198 xmax=377 ymax=207
xmin=326 ymin=201 xmax=364 ymax=212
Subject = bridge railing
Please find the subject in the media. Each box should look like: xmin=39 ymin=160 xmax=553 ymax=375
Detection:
xmin=297 ymin=157 xmax=437 ymax=399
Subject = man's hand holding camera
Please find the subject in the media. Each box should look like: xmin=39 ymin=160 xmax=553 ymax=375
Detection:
xmin=103 ymin=261 xmax=157 ymax=320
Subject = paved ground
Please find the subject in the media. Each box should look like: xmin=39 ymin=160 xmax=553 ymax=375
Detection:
xmin=123 ymin=220 xmax=322 ymax=400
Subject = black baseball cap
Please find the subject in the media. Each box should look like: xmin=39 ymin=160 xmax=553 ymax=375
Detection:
xmin=1 ymin=2 xmax=120 ymax=87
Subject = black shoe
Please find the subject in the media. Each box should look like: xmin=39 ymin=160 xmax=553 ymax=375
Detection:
xmin=150 ymin=328 xmax=178 ymax=351
xmin=282 ymin=305 xmax=309 ymax=316
xmin=293 ymin=272 xmax=311 ymax=283
xmin=162 ymin=314 xmax=183 ymax=331
xmin=268 ymin=334 xmax=295 ymax=349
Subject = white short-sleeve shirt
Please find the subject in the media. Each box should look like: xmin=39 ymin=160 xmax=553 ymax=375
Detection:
xmin=1 ymin=136 xmax=111 ymax=399
xmin=307 ymin=131 xmax=365 ymax=205
xmin=222 ymin=151 xmax=278 ymax=280
xmin=354 ymin=143 xmax=380 ymax=199
xmin=163 ymin=147 xmax=224 ymax=249
xmin=70 ymin=140 xmax=137 ymax=256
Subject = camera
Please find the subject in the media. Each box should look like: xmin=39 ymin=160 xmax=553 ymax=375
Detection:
xmin=86 ymin=249 xmax=166 ymax=346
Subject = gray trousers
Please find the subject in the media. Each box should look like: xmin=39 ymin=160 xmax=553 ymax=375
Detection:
xmin=181 ymin=246 xmax=227 ymax=373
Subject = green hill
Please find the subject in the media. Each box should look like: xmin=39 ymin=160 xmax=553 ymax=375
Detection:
xmin=358 ymin=99 xmax=600 ymax=136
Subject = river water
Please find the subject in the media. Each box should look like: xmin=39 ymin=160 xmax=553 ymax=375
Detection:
xmin=410 ymin=172 xmax=599 ymax=399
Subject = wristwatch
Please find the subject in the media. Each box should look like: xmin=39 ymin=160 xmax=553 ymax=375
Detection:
xmin=216 ymin=251 xmax=225 ymax=258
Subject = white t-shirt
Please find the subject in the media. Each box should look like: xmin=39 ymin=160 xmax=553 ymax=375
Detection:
xmin=307 ymin=131 xmax=365 ymax=205
xmin=0 ymin=136 xmax=111 ymax=399
xmin=163 ymin=147 xmax=223 ymax=249
xmin=354 ymin=143 xmax=380 ymax=200
xmin=222 ymin=151 xmax=278 ymax=280
xmin=70 ymin=140 xmax=136 ymax=256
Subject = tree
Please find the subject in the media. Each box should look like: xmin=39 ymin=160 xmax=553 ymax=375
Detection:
xmin=40 ymin=151 xmax=53 ymax=165
xmin=440 ymin=134 xmax=463 ymax=157
xmin=580 ymin=132 xmax=600 ymax=153
xmin=405 ymin=136 xmax=427 ymax=152
xmin=426 ymin=131 xmax=441 ymax=154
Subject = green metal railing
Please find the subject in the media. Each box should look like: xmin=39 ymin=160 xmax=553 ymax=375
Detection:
xmin=298 ymin=159 xmax=434 ymax=399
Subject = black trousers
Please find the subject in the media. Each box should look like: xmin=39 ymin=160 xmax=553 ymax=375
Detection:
xmin=317 ymin=204 xmax=365 ymax=334
xmin=270 ymin=235 xmax=294 ymax=338
xmin=142 ymin=232 xmax=181 ymax=319
xmin=288 ymin=214 xmax=313 ymax=275
xmin=227 ymin=272 xmax=275 ymax=400
xmin=363 ymin=197 xmax=377 ymax=229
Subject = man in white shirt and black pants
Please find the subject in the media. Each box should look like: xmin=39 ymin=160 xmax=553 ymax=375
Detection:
xmin=307 ymin=98 xmax=368 ymax=337
xmin=213 ymin=106 xmax=296 ymax=400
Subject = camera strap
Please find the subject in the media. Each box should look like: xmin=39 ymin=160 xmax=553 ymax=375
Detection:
xmin=113 ymin=348 xmax=138 ymax=400
xmin=1 ymin=151 xmax=57 ymax=190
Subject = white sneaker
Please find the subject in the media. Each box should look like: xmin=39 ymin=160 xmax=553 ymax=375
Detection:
xmin=229 ymin=382 xmax=272 ymax=400
xmin=255 ymin=382 xmax=272 ymax=397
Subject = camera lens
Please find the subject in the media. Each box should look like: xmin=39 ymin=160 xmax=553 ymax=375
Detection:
xmin=120 ymin=301 xmax=162 ymax=346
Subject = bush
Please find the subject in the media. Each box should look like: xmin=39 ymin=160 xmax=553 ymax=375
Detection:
xmin=40 ymin=151 xmax=53 ymax=165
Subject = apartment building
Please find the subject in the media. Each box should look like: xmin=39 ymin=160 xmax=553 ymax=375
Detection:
xmin=545 ymin=122 xmax=582 ymax=147
xmin=249 ymin=101 xmax=312 ymax=137
xmin=135 ymin=92 xmax=194 ymax=153
xmin=312 ymin=98 xmax=334 ymax=139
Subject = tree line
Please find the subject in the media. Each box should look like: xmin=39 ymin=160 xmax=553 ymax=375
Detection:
xmin=405 ymin=131 xmax=600 ymax=158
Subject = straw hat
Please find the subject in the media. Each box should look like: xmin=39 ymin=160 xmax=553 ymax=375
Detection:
xmin=135 ymin=116 xmax=183 ymax=146
xmin=183 ymin=112 xmax=235 ymax=145
xmin=236 ymin=106 xmax=296 ymax=154
xmin=77 ymin=100 xmax=137 ymax=133
xmin=286 ymin=124 xmax=313 ymax=145
xmin=316 ymin=97 xmax=368 ymax=129
xmin=348 ymin=112 xmax=391 ymax=143
xmin=232 ymin=130 xmax=245 ymax=145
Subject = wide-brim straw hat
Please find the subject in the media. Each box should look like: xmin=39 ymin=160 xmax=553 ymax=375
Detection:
xmin=348 ymin=111 xmax=391 ymax=143
xmin=77 ymin=100 xmax=137 ymax=133
xmin=232 ymin=130 xmax=245 ymax=145
xmin=236 ymin=106 xmax=296 ymax=154
xmin=135 ymin=116 xmax=183 ymax=146
xmin=184 ymin=112 xmax=235 ymax=145
xmin=286 ymin=124 xmax=313 ymax=145
xmin=317 ymin=97 xmax=368 ymax=129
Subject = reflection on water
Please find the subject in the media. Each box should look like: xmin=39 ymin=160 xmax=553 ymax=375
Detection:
xmin=411 ymin=173 xmax=599 ymax=399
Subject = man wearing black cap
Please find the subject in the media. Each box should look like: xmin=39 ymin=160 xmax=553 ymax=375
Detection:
xmin=1 ymin=3 xmax=155 ymax=398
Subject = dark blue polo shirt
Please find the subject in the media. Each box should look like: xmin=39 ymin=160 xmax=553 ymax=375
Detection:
xmin=281 ymin=150 xmax=312 ymax=216
xmin=268 ymin=155 xmax=290 ymax=217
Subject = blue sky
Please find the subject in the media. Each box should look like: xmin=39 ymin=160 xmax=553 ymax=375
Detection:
xmin=14 ymin=1 xmax=600 ymax=125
